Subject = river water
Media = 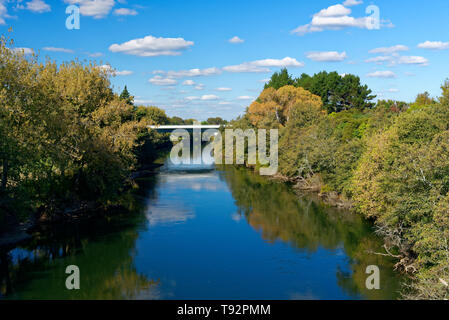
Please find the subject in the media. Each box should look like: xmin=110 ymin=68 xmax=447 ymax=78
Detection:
xmin=0 ymin=157 xmax=403 ymax=300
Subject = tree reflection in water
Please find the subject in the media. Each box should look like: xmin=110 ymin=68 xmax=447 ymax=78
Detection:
xmin=218 ymin=166 xmax=403 ymax=300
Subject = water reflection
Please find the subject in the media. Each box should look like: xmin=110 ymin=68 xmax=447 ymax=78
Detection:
xmin=0 ymin=159 xmax=403 ymax=300
xmin=219 ymin=167 xmax=402 ymax=299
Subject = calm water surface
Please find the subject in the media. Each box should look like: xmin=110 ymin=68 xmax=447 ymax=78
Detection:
xmin=0 ymin=158 xmax=402 ymax=300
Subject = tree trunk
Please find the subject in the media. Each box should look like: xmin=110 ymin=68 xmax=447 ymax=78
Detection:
xmin=1 ymin=158 xmax=8 ymax=191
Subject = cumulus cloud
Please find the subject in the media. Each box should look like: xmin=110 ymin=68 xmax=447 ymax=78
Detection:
xmin=366 ymin=54 xmax=428 ymax=67
xmin=306 ymin=51 xmax=347 ymax=62
xmin=236 ymin=96 xmax=254 ymax=100
xmin=12 ymin=47 xmax=34 ymax=55
xmin=216 ymin=87 xmax=232 ymax=91
xmin=0 ymin=1 xmax=11 ymax=24
xmin=182 ymin=80 xmax=196 ymax=86
xmin=223 ymin=57 xmax=304 ymax=73
xmin=64 ymin=0 xmax=115 ymax=19
xmin=343 ymin=0 xmax=363 ymax=6
xmin=397 ymin=55 xmax=429 ymax=66
xmin=292 ymin=4 xmax=381 ymax=35
xmin=366 ymin=45 xmax=428 ymax=66
xmin=100 ymin=64 xmax=133 ymax=76
xmin=149 ymin=75 xmax=178 ymax=86
xmin=365 ymin=56 xmax=391 ymax=64
xmin=418 ymin=41 xmax=449 ymax=50
xmin=24 ymin=0 xmax=51 ymax=13
xmin=156 ymin=67 xmax=221 ymax=78
xmin=43 ymin=47 xmax=74 ymax=53
xmin=369 ymin=45 xmax=409 ymax=54
xmin=113 ymin=8 xmax=138 ymax=16
xmin=109 ymin=35 xmax=194 ymax=57
xmin=366 ymin=70 xmax=397 ymax=78
xmin=229 ymin=36 xmax=244 ymax=44
xmin=201 ymin=95 xmax=219 ymax=101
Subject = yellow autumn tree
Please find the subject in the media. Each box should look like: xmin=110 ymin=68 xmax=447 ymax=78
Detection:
xmin=247 ymin=85 xmax=322 ymax=127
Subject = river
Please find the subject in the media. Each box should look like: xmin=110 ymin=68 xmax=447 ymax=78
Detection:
xmin=0 ymin=156 xmax=403 ymax=300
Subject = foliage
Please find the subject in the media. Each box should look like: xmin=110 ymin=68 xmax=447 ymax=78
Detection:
xmin=264 ymin=68 xmax=294 ymax=90
xmin=119 ymin=85 xmax=134 ymax=106
xmin=264 ymin=70 xmax=376 ymax=113
xmin=0 ymin=37 xmax=167 ymax=222
xmin=238 ymin=69 xmax=449 ymax=298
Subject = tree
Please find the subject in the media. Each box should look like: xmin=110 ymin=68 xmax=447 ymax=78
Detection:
xmin=440 ymin=79 xmax=449 ymax=105
xmin=415 ymin=92 xmax=435 ymax=106
xmin=206 ymin=117 xmax=228 ymax=125
xmin=120 ymin=85 xmax=134 ymax=105
xmin=295 ymin=71 xmax=376 ymax=113
xmin=248 ymin=85 xmax=322 ymax=127
xmin=264 ymin=68 xmax=294 ymax=90
xmin=135 ymin=106 xmax=169 ymax=125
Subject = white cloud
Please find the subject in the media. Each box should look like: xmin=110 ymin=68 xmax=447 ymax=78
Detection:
xmin=155 ymin=67 xmax=221 ymax=78
xmin=388 ymin=88 xmax=399 ymax=93
xmin=237 ymin=96 xmax=254 ymax=100
xmin=115 ymin=70 xmax=133 ymax=76
xmin=0 ymin=1 xmax=10 ymax=25
xmin=182 ymin=80 xmax=196 ymax=86
xmin=366 ymin=70 xmax=397 ymax=78
xmin=12 ymin=47 xmax=34 ymax=55
xmin=64 ymin=0 xmax=115 ymax=19
xmin=215 ymin=87 xmax=232 ymax=91
xmin=185 ymin=96 xmax=200 ymax=101
xmin=25 ymin=0 xmax=51 ymax=13
xmin=229 ymin=36 xmax=244 ymax=44
xmin=134 ymin=99 xmax=153 ymax=105
xmin=195 ymin=84 xmax=205 ymax=90
xmin=109 ymin=35 xmax=194 ymax=57
xmin=113 ymin=8 xmax=138 ymax=16
xmin=100 ymin=65 xmax=133 ymax=76
xmin=366 ymin=46 xmax=428 ymax=67
xmin=365 ymin=56 xmax=392 ymax=64
xmin=418 ymin=41 xmax=449 ymax=50
xmin=397 ymin=55 xmax=428 ymax=66
xmin=369 ymin=45 xmax=409 ymax=54
xmin=223 ymin=57 xmax=304 ymax=73
xmin=343 ymin=0 xmax=363 ymax=6
xmin=43 ymin=47 xmax=74 ymax=53
xmin=292 ymin=4 xmax=381 ymax=35
xmin=149 ymin=75 xmax=178 ymax=86
xmin=316 ymin=4 xmax=351 ymax=17
xmin=306 ymin=51 xmax=347 ymax=62
xmin=259 ymin=78 xmax=270 ymax=83
xmin=201 ymin=95 xmax=219 ymax=101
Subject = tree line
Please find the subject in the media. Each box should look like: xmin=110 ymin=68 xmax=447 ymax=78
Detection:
xmin=233 ymin=68 xmax=449 ymax=299
xmin=0 ymin=37 xmax=190 ymax=228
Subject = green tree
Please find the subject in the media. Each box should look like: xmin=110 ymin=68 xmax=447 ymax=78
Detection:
xmin=119 ymin=85 xmax=134 ymax=105
xmin=264 ymin=68 xmax=294 ymax=90
xmin=135 ymin=106 xmax=169 ymax=125
xmin=295 ymin=71 xmax=376 ymax=113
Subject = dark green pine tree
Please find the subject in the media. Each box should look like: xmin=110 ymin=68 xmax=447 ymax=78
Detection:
xmin=120 ymin=85 xmax=134 ymax=105
xmin=264 ymin=68 xmax=295 ymax=90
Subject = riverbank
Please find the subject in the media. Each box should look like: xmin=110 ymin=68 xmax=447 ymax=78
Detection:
xmin=0 ymin=162 xmax=166 ymax=250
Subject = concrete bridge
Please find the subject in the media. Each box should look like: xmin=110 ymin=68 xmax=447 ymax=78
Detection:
xmin=148 ymin=125 xmax=221 ymax=133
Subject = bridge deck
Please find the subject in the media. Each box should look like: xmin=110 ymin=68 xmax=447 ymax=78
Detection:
xmin=148 ymin=125 xmax=221 ymax=130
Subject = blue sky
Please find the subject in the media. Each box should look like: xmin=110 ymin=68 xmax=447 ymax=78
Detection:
xmin=2 ymin=0 xmax=449 ymax=120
